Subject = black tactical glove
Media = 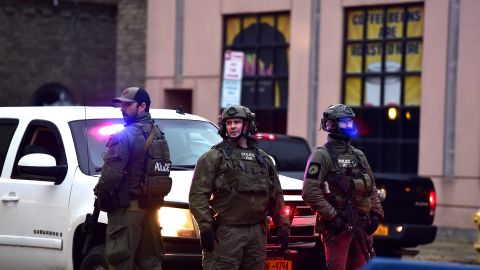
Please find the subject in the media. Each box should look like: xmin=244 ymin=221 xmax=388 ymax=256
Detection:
xmin=365 ymin=213 xmax=380 ymax=235
xmin=326 ymin=214 xmax=347 ymax=235
xmin=200 ymin=228 xmax=217 ymax=252
xmin=277 ymin=230 xmax=289 ymax=251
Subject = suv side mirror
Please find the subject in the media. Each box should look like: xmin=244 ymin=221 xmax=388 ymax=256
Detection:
xmin=17 ymin=153 xmax=67 ymax=184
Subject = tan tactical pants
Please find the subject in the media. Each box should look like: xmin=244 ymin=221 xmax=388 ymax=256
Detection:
xmin=323 ymin=230 xmax=371 ymax=270
xmin=202 ymin=223 xmax=267 ymax=270
xmin=106 ymin=201 xmax=164 ymax=270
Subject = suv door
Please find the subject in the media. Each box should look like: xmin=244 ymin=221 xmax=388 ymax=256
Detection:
xmin=0 ymin=120 xmax=71 ymax=269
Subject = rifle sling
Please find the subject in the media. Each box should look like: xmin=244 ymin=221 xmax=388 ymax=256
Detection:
xmin=143 ymin=124 xmax=156 ymax=152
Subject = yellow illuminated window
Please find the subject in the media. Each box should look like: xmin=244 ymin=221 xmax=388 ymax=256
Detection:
xmin=226 ymin=17 xmax=241 ymax=46
xmin=346 ymin=44 xmax=363 ymax=73
xmin=345 ymin=77 xmax=361 ymax=106
xmin=406 ymin=41 xmax=422 ymax=72
xmin=223 ymin=13 xmax=290 ymax=133
xmin=404 ymin=76 xmax=421 ymax=105
xmin=343 ymin=5 xmax=423 ymax=175
xmin=366 ymin=9 xmax=384 ymax=40
xmin=347 ymin=10 xmax=364 ymax=40
xmin=407 ymin=7 xmax=424 ymax=37
xmin=344 ymin=5 xmax=423 ymax=107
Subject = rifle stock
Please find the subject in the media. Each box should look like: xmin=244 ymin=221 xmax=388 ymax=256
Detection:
xmin=344 ymin=167 xmax=375 ymax=261
xmin=82 ymin=199 xmax=100 ymax=255
xmin=346 ymin=203 xmax=375 ymax=261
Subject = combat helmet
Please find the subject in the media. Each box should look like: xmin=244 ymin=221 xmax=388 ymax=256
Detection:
xmin=320 ymin=104 xmax=358 ymax=138
xmin=218 ymin=105 xmax=258 ymax=138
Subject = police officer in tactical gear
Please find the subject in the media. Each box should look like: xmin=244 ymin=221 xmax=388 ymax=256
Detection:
xmin=189 ymin=105 xmax=290 ymax=270
xmin=94 ymin=87 xmax=164 ymax=270
xmin=302 ymin=104 xmax=384 ymax=270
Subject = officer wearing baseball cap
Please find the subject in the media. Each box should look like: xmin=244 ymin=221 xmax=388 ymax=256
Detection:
xmin=112 ymin=87 xmax=151 ymax=125
xmin=95 ymin=87 xmax=165 ymax=269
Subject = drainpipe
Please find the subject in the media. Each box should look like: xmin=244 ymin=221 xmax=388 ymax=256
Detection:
xmin=443 ymin=0 xmax=460 ymax=181
xmin=307 ymin=0 xmax=321 ymax=148
xmin=174 ymin=0 xmax=184 ymax=82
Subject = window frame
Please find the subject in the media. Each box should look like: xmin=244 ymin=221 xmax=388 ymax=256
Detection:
xmin=341 ymin=3 xmax=423 ymax=107
xmin=11 ymin=120 xmax=67 ymax=182
xmin=0 ymin=119 xmax=20 ymax=173
xmin=341 ymin=4 xmax=424 ymax=174
xmin=222 ymin=12 xmax=290 ymax=133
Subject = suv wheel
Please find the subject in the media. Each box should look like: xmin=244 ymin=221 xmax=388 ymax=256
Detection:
xmin=80 ymin=245 xmax=109 ymax=270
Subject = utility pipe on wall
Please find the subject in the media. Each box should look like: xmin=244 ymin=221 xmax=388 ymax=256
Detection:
xmin=443 ymin=0 xmax=460 ymax=181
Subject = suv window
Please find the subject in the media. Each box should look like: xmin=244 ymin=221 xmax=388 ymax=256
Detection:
xmin=12 ymin=120 xmax=67 ymax=181
xmin=0 ymin=119 xmax=19 ymax=172
xmin=70 ymin=119 xmax=221 ymax=175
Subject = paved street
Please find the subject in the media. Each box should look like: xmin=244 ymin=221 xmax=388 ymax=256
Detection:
xmin=403 ymin=239 xmax=480 ymax=266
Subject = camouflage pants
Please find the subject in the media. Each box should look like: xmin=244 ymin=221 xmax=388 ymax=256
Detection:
xmin=322 ymin=230 xmax=371 ymax=270
xmin=106 ymin=201 xmax=164 ymax=270
xmin=202 ymin=223 xmax=267 ymax=270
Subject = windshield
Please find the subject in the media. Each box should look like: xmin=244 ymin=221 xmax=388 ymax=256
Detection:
xmin=70 ymin=119 xmax=221 ymax=175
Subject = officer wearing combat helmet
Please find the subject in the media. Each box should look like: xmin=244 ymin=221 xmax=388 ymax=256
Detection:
xmin=189 ymin=105 xmax=290 ymax=270
xmin=302 ymin=104 xmax=384 ymax=270
xmin=94 ymin=87 xmax=165 ymax=270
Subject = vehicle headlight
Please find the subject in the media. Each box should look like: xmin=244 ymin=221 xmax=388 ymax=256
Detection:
xmin=158 ymin=207 xmax=197 ymax=238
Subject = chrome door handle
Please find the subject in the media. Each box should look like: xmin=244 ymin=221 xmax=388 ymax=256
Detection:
xmin=1 ymin=192 xmax=19 ymax=202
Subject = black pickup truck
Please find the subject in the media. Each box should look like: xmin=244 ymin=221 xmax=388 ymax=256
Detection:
xmin=373 ymin=173 xmax=437 ymax=256
xmin=255 ymin=133 xmax=437 ymax=257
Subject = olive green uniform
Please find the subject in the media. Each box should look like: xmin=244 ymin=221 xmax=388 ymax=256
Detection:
xmin=95 ymin=112 xmax=164 ymax=270
xmin=302 ymin=135 xmax=383 ymax=270
xmin=189 ymin=140 xmax=290 ymax=270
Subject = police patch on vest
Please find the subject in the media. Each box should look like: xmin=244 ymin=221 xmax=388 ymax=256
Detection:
xmin=240 ymin=151 xmax=256 ymax=161
xmin=338 ymin=158 xmax=353 ymax=168
xmin=306 ymin=162 xmax=321 ymax=179
xmin=154 ymin=160 xmax=171 ymax=174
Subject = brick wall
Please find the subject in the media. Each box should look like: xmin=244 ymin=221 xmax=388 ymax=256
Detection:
xmin=115 ymin=0 xmax=147 ymax=95
xmin=0 ymin=0 xmax=118 ymax=106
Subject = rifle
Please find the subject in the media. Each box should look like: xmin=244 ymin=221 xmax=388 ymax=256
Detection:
xmin=324 ymin=144 xmax=375 ymax=262
xmin=345 ymin=202 xmax=375 ymax=261
xmin=82 ymin=198 xmax=100 ymax=255
xmin=343 ymin=167 xmax=375 ymax=261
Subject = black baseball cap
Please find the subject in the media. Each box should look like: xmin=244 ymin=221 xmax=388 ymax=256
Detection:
xmin=113 ymin=87 xmax=151 ymax=107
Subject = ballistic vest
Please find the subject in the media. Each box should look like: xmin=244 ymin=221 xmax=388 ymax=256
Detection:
xmin=210 ymin=142 xmax=274 ymax=225
xmin=323 ymin=143 xmax=373 ymax=212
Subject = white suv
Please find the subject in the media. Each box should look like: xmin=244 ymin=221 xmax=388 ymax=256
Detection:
xmin=0 ymin=106 xmax=318 ymax=270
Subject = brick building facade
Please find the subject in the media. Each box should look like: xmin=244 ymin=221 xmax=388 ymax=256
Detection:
xmin=0 ymin=0 xmax=146 ymax=106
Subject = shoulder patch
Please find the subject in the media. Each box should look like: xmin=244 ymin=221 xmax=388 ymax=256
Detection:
xmin=306 ymin=162 xmax=321 ymax=179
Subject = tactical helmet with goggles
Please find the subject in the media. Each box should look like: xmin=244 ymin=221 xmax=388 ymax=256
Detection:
xmin=218 ymin=105 xmax=258 ymax=138
xmin=320 ymin=104 xmax=358 ymax=138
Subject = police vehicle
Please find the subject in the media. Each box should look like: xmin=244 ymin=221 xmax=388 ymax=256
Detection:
xmin=0 ymin=107 xmax=319 ymax=270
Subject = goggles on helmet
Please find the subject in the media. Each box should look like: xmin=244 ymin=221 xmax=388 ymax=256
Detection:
xmin=337 ymin=117 xmax=354 ymax=129
xmin=337 ymin=117 xmax=357 ymax=138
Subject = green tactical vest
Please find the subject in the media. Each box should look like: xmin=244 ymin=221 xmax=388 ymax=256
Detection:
xmin=210 ymin=142 xmax=274 ymax=225
xmin=323 ymin=143 xmax=373 ymax=211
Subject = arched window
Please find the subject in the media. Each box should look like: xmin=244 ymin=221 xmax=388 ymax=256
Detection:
xmin=32 ymin=83 xmax=75 ymax=106
xmin=222 ymin=13 xmax=290 ymax=133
